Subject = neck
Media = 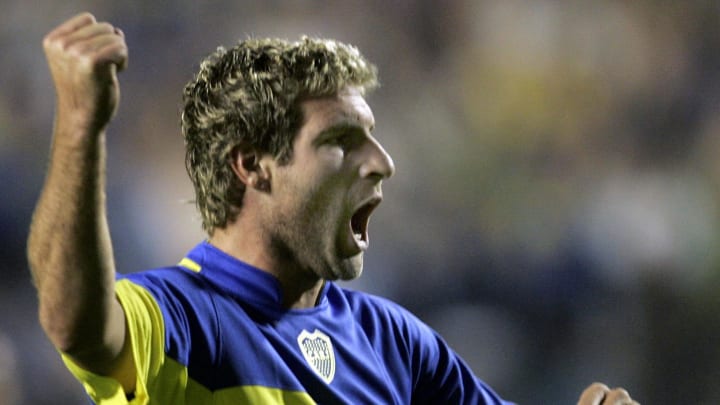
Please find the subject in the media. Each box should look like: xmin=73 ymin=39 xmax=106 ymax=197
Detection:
xmin=279 ymin=276 xmax=326 ymax=309
xmin=209 ymin=225 xmax=325 ymax=310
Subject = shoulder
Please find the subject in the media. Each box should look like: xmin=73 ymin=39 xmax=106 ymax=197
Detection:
xmin=119 ymin=266 xmax=212 ymax=302
xmin=328 ymin=290 xmax=513 ymax=404
xmin=120 ymin=265 xmax=202 ymax=287
xmin=118 ymin=266 xmax=219 ymax=330
xmin=118 ymin=266 xmax=221 ymax=366
xmin=332 ymin=285 xmax=408 ymax=315
xmin=329 ymin=285 xmax=437 ymax=342
xmin=339 ymin=286 xmax=396 ymax=306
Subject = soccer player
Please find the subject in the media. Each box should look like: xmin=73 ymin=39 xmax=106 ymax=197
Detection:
xmin=28 ymin=12 xmax=639 ymax=404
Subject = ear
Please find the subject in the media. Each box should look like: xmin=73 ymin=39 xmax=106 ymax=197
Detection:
xmin=230 ymin=144 xmax=271 ymax=191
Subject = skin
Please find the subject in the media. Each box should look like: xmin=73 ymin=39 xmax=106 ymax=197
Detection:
xmin=27 ymin=12 xmax=134 ymax=391
xmin=28 ymin=12 xmax=640 ymax=404
xmin=578 ymin=383 xmax=641 ymax=405
xmin=211 ymin=87 xmax=395 ymax=308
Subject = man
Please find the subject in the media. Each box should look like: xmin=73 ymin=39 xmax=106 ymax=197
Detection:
xmin=28 ymin=12 xmax=639 ymax=404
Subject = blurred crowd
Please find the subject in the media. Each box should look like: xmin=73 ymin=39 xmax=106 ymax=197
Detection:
xmin=3 ymin=1 xmax=720 ymax=403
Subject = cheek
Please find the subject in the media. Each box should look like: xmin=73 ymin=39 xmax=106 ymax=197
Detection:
xmin=301 ymin=189 xmax=346 ymax=241
xmin=272 ymin=162 xmax=350 ymax=227
xmin=321 ymin=146 xmax=345 ymax=162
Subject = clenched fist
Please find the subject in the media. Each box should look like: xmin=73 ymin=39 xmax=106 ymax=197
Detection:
xmin=43 ymin=12 xmax=128 ymax=135
xmin=578 ymin=383 xmax=640 ymax=405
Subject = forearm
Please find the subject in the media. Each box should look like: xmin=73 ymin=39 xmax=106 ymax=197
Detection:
xmin=27 ymin=122 xmax=121 ymax=358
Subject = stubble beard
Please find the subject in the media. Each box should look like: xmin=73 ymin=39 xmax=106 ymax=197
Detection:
xmin=268 ymin=204 xmax=364 ymax=282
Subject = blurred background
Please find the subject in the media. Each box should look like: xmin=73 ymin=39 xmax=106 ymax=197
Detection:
xmin=3 ymin=0 xmax=720 ymax=403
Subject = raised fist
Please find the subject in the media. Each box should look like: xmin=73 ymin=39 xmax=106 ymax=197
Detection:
xmin=43 ymin=12 xmax=128 ymax=134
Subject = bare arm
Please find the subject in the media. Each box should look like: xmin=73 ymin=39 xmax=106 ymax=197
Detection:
xmin=27 ymin=12 xmax=134 ymax=391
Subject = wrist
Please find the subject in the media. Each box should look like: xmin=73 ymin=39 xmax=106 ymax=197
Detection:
xmin=52 ymin=108 xmax=109 ymax=148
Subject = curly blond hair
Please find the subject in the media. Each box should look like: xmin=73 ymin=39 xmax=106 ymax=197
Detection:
xmin=181 ymin=37 xmax=378 ymax=235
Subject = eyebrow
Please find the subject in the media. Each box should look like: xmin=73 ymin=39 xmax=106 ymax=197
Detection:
xmin=313 ymin=122 xmax=370 ymax=145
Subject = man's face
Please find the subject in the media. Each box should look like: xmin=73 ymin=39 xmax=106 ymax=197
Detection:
xmin=261 ymin=87 xmax=395 ymax=281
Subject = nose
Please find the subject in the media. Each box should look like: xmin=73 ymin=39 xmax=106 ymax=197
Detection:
xmin=359 ymin=136 xmax=395 ymax=180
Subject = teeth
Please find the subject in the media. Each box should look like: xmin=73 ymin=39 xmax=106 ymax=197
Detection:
xmin=350 ymin=197 xmax=381 ymax=247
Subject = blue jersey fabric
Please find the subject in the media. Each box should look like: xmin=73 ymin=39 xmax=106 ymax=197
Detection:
xmin=117 ymin=241 xmax=513 ymax=404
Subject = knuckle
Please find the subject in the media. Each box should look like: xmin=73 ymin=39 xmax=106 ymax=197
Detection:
xmin=611 ymin=387 xmax=630 ymax=396
xmin=69 ymin=50 xmax=96 ymax=70
xmin=606 ymin=387 xmax=631 ymax=402
xmin=42 ymin=36 xmax=54 ymax=51
xmin=589 ymin=382 xmax=609 ymax=392
xmin=43 ymin=33 xmax=64 ymax=50
xmin=66 ymin=43 xmax=84 ymax=57
xmin=97 ymin=22 xmax=115 ymax=32
xmin=77 ymin=12 xmax=95 ymax=23
xmin=79 ymin=54 xmax=94 ymax=68
xmin=44 ymin=39 xmax=67 ymax=57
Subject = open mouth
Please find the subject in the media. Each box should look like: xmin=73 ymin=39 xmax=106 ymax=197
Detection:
xmin=350 ymin=196 xmax=382 ymax=249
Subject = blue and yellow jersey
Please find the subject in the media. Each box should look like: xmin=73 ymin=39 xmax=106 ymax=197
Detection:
xmin=61 ymin=242 xmax=513 ymax=404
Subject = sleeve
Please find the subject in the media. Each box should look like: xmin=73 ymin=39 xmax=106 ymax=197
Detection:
xmin=60 ymin=279 xmax=167 ymax=405
xmin=408 ymin=314 xmax=515 ymax=405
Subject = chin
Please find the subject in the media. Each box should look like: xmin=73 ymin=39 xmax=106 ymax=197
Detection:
xmin=332 ymin=255 xmax=364 ymax=281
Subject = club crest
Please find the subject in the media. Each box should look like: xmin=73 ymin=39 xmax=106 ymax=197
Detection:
xmin=297 ymin=329 xmax=336 ymax=384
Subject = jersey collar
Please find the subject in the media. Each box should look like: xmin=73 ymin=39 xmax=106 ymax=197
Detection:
xmin=181 ymin=241 xmax=330 ymax=312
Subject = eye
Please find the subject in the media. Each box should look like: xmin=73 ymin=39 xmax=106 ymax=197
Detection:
xmin=328 ymin=131 xmax=362 ymax=150
xmin=315 ymin=126 xmax=366 ymax=152
xmin=329 ymin=133 xmax=351 ymax=146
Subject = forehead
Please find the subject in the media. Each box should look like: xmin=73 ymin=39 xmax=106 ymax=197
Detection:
xmin=298 ymin=87 xmax=375 ymax=137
